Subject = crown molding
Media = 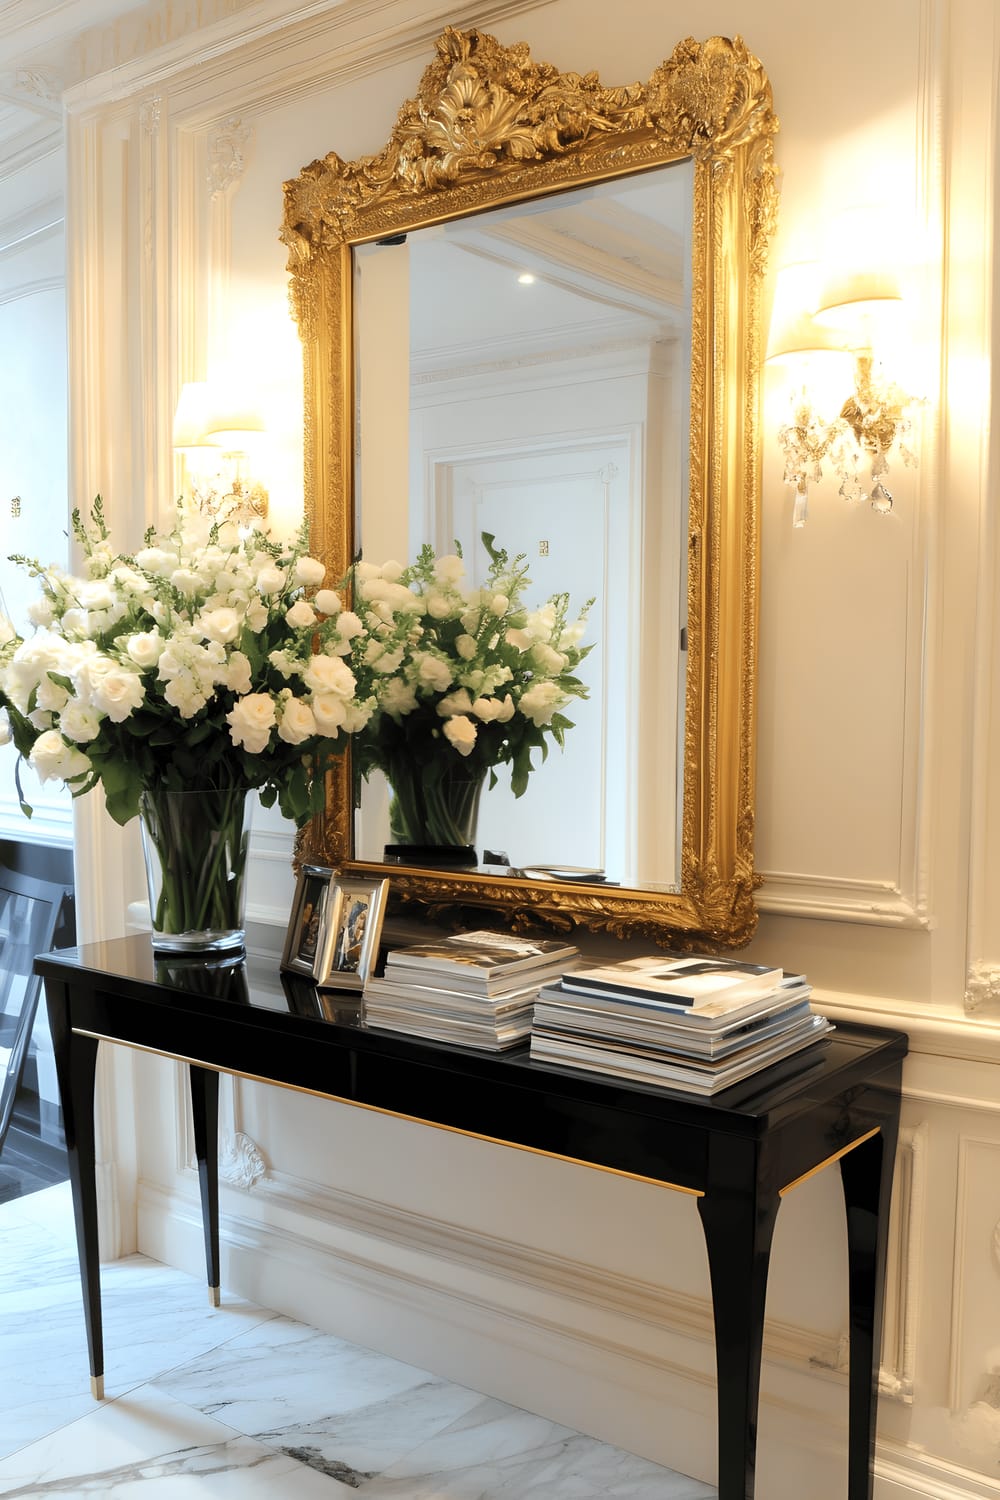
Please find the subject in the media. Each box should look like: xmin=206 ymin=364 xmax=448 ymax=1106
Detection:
xmin=63 ymin=0 xmax=552 ymax=112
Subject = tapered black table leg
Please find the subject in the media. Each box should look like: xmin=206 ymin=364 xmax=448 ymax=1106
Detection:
xmin=697 ymin=1164 xmax=780 ymax=1500
xmin=189 ymin=1064 xmax=221 ymax=1304
xmin=840 ymin=1120 xmax=899 ymax=1500
xmin=45 ymin=980 xmax=103 ymax=1397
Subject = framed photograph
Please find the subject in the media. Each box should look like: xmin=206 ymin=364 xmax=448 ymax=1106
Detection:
xmin=281 ymin=864 xmax=336 ymax=980
xmin=322 ymin=875 xmax=389 ymax=989
xmin=281 ymin=867 xmax=389 ymax=989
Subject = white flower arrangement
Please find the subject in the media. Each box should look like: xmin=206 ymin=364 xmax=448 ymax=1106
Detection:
xmin=0 ymin=506 xmax=591 ymax=863
xmin=343 ymin=534 xmax=592 ymax=844
xmin=0 ymin=498 xmax=374 ymax=827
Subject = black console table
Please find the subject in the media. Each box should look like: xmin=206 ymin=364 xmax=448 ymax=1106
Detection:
xmin=36 ymin=936 xmax=906 ymax=1500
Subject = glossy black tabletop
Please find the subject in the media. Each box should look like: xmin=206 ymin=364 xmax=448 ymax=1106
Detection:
xmin=36 ymin=935 xmax=907 ymax=1153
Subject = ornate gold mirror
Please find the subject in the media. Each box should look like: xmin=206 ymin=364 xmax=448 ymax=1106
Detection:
xmin=282 ymin=27 xmax=778 ymax=947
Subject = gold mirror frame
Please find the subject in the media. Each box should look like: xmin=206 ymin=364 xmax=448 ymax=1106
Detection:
xmin=281 ymin=27 xmax=778 ymax=948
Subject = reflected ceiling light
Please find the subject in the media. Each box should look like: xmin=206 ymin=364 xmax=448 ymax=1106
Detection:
xmin=517 ymin=272 xmax=536 ymax=285
xmin=768 ymin=265 xmax=921 ymax=528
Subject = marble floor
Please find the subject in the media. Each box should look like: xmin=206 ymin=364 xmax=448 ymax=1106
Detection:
xmin=0 ymin=1183 xmax=714 ymax=1498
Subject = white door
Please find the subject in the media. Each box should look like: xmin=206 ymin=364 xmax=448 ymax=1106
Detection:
xmin=436 ymin=440 xmax=635 ymax=876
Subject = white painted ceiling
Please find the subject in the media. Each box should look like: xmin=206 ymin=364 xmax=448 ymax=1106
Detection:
xmin=0 ymin=0 xmax=151 ymax=239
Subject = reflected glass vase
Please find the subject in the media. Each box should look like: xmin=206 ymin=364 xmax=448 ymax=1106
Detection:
xmin=139 ymin=785 xmax=252 ymax=953
xmin=385 ymin=752 xmax=486 ymax=861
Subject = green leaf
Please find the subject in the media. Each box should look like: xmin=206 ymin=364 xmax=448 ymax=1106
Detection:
xmin=97 ymin=758 xmax=143 ymax=826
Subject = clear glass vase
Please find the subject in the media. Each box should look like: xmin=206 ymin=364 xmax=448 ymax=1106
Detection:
xmin=139 ymin=785 xmax=252 ymax=953
xmin=386 ymin=753 xmax=486 ymax=851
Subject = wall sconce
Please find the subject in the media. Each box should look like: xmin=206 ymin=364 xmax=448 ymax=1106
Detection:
xmin=173 ymin=381 xmax=269 ymax=525
xmin=767 ymin=266 xmax=921 ymax=527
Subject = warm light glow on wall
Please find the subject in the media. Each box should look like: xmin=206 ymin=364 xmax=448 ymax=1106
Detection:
xmin=172 ymin=379 xmax=269 ymax=525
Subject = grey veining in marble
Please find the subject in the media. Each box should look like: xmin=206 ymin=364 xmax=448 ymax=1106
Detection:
xmin=0 ymin=1386 xmax=356 ymax=1497
xmin=153 ymin=1314 xmax=484 ymax=1469
xmin=0 ymin=1184 xmax=715 ymax=1499
xmin=355 ymin=1396 xmax=715 ymax=1498
xmin=0 ymin=1185 xmax=274 ymax=1461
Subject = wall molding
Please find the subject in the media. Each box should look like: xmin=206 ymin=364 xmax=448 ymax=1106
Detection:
xmin=0 ymin=121 xmax=60 ymax=184
xmin=756 ymin=870 xmax=929 ymax=928
xmin=819 ymin=990 xmax=1000 ymax=1068
xmin=152 ymin=1138 xmax=915 ymax=1401
xmin=134 ymin=1149 xmax=928 ymax=1495
xmin=877 ymin=1444 xmax=1000 ymax=1500
xmin=965 ymin=963 xmax=1000 ymax=1017
xmin=64 ymin=0 xmax=556 ymax=117
xmin=0 ymin=274 xmax=63 ymax=305
xmin=880 ymin=1123 xmax=927 ymax=1403
xmin=960 ymin=0 xmax=1000 ymax=1043
xmin=0 ymin=195 xmax=63 ymax=258
xmin=951 ymin=1135 xmax=1000 ymax=1411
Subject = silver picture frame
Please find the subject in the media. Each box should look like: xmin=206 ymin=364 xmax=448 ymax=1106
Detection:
xmin=282 ymin=866 xmax=388 ymax=989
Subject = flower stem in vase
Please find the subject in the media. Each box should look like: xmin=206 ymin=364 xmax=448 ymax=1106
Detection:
xmin=387 ymin=753 xmax=486 ymax=850
xmin=139 ymin=785 xmax=252 ymax=952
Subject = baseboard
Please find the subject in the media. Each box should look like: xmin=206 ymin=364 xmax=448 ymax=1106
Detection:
xmin=876 ymin=1446 xmax=1000 ymax=1499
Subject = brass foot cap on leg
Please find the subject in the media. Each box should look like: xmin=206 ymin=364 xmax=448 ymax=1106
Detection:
xmin=209 ymin=1285 xmax=220 ymax=1308
xmin=90 ymin=1375 xmax=105 ymax=1400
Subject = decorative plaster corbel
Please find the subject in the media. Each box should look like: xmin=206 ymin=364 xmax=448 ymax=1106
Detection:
xmin=207 ymin=116 xmax=254 ymax=198
xmin=965 ymin=963 xmax=1000 ymax=1016
xmin=219 ymin=1130 xmax=267 ymax=1190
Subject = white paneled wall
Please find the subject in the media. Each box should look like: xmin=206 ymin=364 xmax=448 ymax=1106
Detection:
xmin=33 ymin=0 xmax=1000 ymax=1495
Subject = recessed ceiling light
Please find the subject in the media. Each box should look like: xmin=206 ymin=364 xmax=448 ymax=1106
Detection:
xmin=517 ymin=272 xmax=536 ymax=285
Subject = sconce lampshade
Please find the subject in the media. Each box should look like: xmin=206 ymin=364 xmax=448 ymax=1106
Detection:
xmin=173 ymin=382 xmax=216 ymax=450
xmin=765 ymin=310 xmax=852 ymax=365
xmin=813 ymin=268 xmax=904 ymax=348
xmin=202 ymin=399 xmax=267 ymax=450
xmin=173 ymin=381 xmax=267 ymax=451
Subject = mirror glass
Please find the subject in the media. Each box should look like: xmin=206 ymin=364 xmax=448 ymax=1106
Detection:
xmin=351 ymin=161 xmax=694 ymax=892
xmin=282 ymin=26 xmax=777 ymax=946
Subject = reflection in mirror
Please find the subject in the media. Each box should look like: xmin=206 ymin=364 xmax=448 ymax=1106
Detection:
xmin=282 ymin=26 xmax=777 ymax=946
xmin=352 ymin=162 xmax=694 ymax=892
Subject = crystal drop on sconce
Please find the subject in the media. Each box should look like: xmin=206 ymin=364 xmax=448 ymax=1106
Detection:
xmin=870 ymin=480 xmax=893 ymax=514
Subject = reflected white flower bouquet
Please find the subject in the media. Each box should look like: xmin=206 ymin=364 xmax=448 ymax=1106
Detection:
xmin=0 ymin=498 xmax=374 ymax=826
xmin=345 ymin=534 xmax=592 ymax=840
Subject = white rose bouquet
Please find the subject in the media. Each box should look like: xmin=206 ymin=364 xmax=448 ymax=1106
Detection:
xmin=0 ymin=497 xmax=374 ymax=827
xmin=343 ymin=534 xmax=591 ymax=847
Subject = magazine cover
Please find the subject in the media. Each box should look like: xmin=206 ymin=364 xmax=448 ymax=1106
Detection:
xmin=562 ymin=954 xmax=781 ymax=1008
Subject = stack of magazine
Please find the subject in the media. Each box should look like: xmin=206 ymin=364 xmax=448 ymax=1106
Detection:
xmin=364 ymin=930 xmax=580 ymax=1050
xmin=529 ymin=954 xmax=833 ymax=1094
